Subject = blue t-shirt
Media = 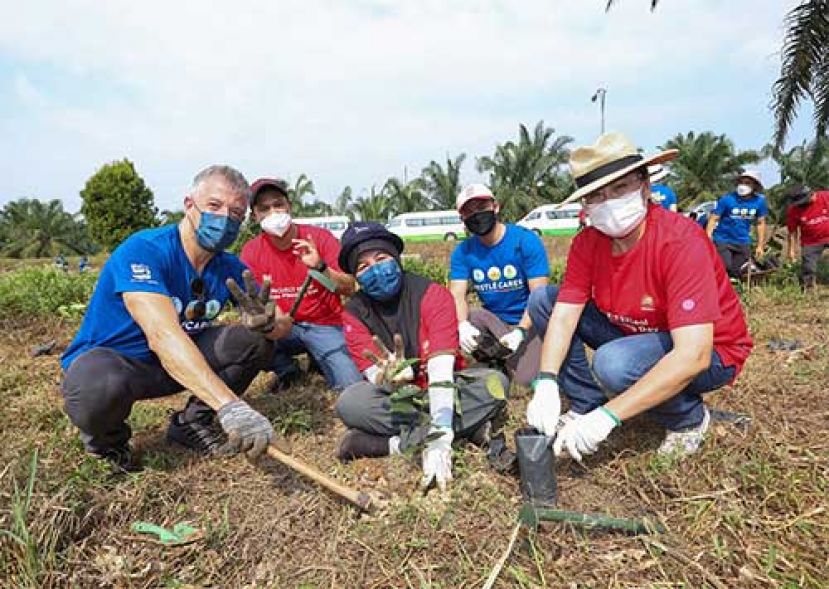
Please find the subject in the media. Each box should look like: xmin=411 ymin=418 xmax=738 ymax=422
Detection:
xmin=449 ymin=224 xmax=549 ymax=324
xmin=712 ymin=192 xmax=769 ymax=245
xmin=61 ymin=225 xmax=247 ymax=370
xmin=651 ymin=184 xmax=677 ymax=210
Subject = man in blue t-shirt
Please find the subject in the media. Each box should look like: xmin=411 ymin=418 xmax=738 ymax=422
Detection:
xmin=648 ymin=164 xmax=678 ymax=212
xmin=449 ymin=184 xmax=550 ymax=386
xmin=706 ymin=170 xmax=769 ymax=279
xmin=61 ymin=165 xmax=292 ymax=472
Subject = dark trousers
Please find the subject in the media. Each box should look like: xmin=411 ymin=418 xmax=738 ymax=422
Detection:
xmin=715 ymin=242 xmax=751 ymax=279
xmin=335 ymin=367 xmax=508 ymax=452
xmin=801 ymin=243 xmax=828 ymax=287
xmin=527 ymin=286 xmax=735 ymax=430
xmin=467 ymin=308 xmax=541 ymax=387
xmin=61 ymin=325 xmax=273 ymax=454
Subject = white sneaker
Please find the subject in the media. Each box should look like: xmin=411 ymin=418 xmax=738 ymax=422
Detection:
xmin=658 ymin=406 xmax=711 ymax=456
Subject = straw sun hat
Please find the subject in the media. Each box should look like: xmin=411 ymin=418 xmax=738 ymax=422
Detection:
xmin=562 ymin=132 xmax=679 ymax=204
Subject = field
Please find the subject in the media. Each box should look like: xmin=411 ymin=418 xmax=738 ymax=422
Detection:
xmin=0 ymin=239 xmax=827 ymax=588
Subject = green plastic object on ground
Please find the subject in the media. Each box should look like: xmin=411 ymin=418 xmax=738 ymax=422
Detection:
xmin=519 ymin=504 xmax=666 ymax=535
xmin=131 ymin=521 xmax=200 ymax=545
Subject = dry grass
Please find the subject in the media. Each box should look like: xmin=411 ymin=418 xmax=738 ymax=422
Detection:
xmin=1 ymin=287 xmax=827 ymax=588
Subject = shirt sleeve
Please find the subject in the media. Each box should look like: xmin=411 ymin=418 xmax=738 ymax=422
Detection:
xmin=110 ymin=236 xmax=170 ymax=297
xmin=557 ymin=230 xmax=595 ymax=304
xmin=757 ymin=196 xmax=769 ymax=218
xmin=713 ymin=195 xmax=728 ymax=217
xmin=785 ymin=205 xmax=799 ymax=232
xmin=664 ymin=187 xmax=678 ymax=209
xmin=521 ymin=230 xmax=551 ymax=278
xmin=342 ymin=309 xmax=376 ymax=372
xmin=662 ymin=236 xmax=721 ymax=329
xmin=448 ymin=243 xmax=470 ymax=281
xmin=316 ymin=229 xmax=344 ymax=271
xmin=421 ymin=283 xmax=460 ymax=355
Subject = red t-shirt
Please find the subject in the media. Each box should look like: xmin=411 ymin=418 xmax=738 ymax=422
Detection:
xmin=240 ymin=224 xmax=344 ymax=326
xmin=558 ymin=205 xmax=753 ymax=379
xmin=786 ymin=191 xmax=829 ymax=247
xmin=343 ymin=282 xmax=464 ymax=388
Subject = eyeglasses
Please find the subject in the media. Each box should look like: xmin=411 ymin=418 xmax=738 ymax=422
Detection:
xmin=583 ymin=173 xmax=644 ymax=206
xmin=185 ymin=278 xmax=207 ymax=320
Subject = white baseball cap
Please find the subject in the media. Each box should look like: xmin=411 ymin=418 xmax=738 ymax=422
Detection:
xmin=737 ymin=170 xmax=763 ymax=189
xmin=648 ymin=164 xmax=669 ymax=183
xmin=456 ymin=183 xmax=495 ymax=211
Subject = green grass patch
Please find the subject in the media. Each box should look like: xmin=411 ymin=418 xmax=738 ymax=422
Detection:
xmin=0 ymin=267 xmax=97 ymax=319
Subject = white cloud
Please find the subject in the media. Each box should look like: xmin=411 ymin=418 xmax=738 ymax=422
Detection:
xmin=0 ymin=0 xmax=805 ymax=211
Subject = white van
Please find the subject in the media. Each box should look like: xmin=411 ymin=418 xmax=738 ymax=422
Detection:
xmin=387 ymin=210 xmax=467 ymax=241
xmin=294 ymin=215 xmax=350 ymax=239
xmin=517 ymin=203 xmax=582 ymax=236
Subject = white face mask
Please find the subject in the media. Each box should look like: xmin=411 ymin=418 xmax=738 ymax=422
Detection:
xmin=736 ymin=184 xmax=753 ymax=197
xmin=261 ymin=211 xmax=292 ymax=237
xmin=587 ymin=188 xmax=647 ymax=238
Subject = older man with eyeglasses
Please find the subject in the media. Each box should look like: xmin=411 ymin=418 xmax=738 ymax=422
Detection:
xmin=61 ymin=165 xmax=292 ymax=472
xmin=525 ymin=133 xmax=753 ymax=461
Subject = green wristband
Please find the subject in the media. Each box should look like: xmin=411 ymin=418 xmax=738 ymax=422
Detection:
xmin=599 ymin=406 xmax=622 ymax=426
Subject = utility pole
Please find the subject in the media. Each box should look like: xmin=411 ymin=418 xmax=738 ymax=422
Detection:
xmin=591 ymin=87 xmax=607 ymax=135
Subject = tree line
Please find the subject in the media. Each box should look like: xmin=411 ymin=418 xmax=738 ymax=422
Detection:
xmin=2 ymin=127 xmax=828 ymax=258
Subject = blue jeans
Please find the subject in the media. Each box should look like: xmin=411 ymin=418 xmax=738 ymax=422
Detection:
xmin=272 ymin=323 xmax=361 ymax=391
xmin=527 ymin=286 xmax=736 ymax=430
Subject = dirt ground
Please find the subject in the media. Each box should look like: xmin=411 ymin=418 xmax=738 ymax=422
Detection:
xmin=0 ymin=286 xmax=827 ymax=588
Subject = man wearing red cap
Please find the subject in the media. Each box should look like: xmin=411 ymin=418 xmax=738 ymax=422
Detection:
xmin=240 ymin=178 xmax=361 ymax=392
xmin=785 ymin=185 xmax=829 ymax=290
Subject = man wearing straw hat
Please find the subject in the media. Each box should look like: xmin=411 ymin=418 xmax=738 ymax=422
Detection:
xmin=525 ymin=132 xmax=753 ymax=461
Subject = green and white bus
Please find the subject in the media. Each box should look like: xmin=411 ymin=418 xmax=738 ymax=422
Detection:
xmin=387 ymin=210 xmax=467 ymax=242
xmin=517 ymin=203 xmax=582 ymax=236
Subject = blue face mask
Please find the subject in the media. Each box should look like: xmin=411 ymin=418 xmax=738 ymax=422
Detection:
xmin=193 ymin=206 xmax=241 ymax=252
xmin=357 ymin=259 xmax=403 ymax=301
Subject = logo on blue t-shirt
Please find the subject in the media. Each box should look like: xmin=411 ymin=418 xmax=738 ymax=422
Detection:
xmin=450 ymin=224 xmax=550 ymax=325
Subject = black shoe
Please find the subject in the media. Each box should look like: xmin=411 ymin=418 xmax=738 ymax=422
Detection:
xmin=167 ymin=411 xmax=226 ymax=455
xmin=94 ymin=444 xmax=143 ymax=474
xmin=336 ymin=429 xmax=390 ymax=462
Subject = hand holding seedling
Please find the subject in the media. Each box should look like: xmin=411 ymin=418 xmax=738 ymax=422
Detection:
xmin=362 ymin=333 xmax=416 ymax=386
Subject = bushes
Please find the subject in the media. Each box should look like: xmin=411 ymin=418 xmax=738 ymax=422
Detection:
xmin=0 ymin=268 xmax=97 ymax=320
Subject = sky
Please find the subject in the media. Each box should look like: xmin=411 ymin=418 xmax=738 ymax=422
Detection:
xmin=0 ymin=0 xmax=816 ymax=214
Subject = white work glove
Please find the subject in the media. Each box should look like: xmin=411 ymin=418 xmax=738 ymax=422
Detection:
xmin=499 ymin=327 xmax=526 ymax=352
xmin=553 ymin=407 xmax=620 ymax=462
xmin=458 ymin=320 xmax=481 ymax=355
xmin=526 ymin=376 xmax=562 ymax=437
xmin=421 ymin=427 xmax=454 ymax=491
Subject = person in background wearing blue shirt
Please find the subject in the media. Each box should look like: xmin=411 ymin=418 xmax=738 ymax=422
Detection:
xmin=706 ymin=170 xmax=768 ymax=279
xmin=648 ymin=164 xmax=678 ymax=212
xmin=60 ymin=166 xmax=292 ymax=472
xmin=449 ymin=184 xmax=549 ymax=387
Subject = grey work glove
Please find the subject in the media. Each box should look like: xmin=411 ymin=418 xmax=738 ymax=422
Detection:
xmin=226 ymin=270 xmax=276 ymax=333
xmin=216 ymin=400 xmax=274 ymax=458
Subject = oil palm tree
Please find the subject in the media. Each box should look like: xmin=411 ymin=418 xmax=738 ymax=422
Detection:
xmin=0 ymin=199 xmax=96 ymax=258
xmin=421 ymin=154 xmax=466 ymax=210
xmin=772 ymin=0 xmax=829 ymax=150
xmin=382 ymin=177 xmax=428 ymax=215
xmin=288 ymin=174 xmax=316 ymax=210
xmin=659 ymin=131 xmax=761 ymax=207
xmin=350 ymin=186 xmax=392 ymax=222
xmin=477 ymin=121 xmax=573 ymax=221
xmin=334 ymin=186 xmax=355 ymax=219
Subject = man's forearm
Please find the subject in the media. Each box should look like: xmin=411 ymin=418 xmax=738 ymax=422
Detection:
xmin=605 ymin=349 xmax=708 ymax=421
xmin=706 ymin=215 xmax=718 ymax=238
xmin=453 ymin=293 xmax=470 ymax=324
xmin=539 ymin=303 xmax=581 ymax=375
xmin=756 ymin=221 xmax=766 ymax=249
xmin=149 ymin=328 xmax=238 ymax=411
xmin=326 ymin=267 xmax=356 ymax=295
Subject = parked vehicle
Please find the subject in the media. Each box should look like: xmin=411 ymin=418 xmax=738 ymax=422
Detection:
xmin=386 ymin=210 xmax=467 ymax=241
xmin=294 ymin=215 xmax=350 ymax=239
xmin=516 ymin=203 xmax=582 ymax=236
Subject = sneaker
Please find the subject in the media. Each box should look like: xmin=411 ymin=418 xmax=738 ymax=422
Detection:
xmin=658 ymin=407 xmax=711 ymax=456
xmin=167 ymin=411 xmax=226 ymax=455
xmin=94 ymin=444 xmax=143 ymax=473
xmin=335 ymin=429 xmax=391 ymax=462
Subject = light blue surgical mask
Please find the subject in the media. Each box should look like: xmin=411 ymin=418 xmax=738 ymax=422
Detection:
xmin=357 ymin=259 xmax=403 ymax=301
xmin=192 ymin=205 xmax=241 ymax=252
